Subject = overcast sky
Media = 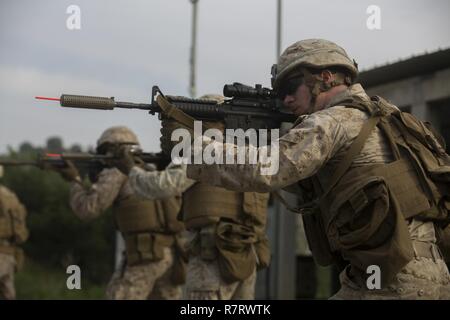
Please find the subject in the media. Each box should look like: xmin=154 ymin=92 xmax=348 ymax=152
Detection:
xmin=1 ymin=0 xmax=449 ymax=153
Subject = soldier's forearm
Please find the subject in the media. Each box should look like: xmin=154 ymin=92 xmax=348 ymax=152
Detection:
xmin=129 ymin=165 xmax=194 ymax=200
xmin=186 ymin=137 xmax=297 ymax=192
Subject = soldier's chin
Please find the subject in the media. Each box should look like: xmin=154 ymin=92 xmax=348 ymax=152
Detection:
xmin=292 ymin=105 xmax=307 ymax=116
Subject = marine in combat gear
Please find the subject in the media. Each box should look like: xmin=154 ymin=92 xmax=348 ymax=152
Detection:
xmin=0 ymin=165 xmax=29 ymax=300
xmin=114 ymin=95 xmax=271 ymax=300
xmin=53 ymin=126 xmax=186 ymax=300
xmin=185 ymin=39 xmax=450 ymax=299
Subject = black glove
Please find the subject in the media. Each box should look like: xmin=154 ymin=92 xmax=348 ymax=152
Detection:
xmin=48 ymin=160 xmax=80 ymax=182
xmin=160 ymin=118 xmax=191 ymax=157
xmin=111 ymin=145 xmax=138 ymax=175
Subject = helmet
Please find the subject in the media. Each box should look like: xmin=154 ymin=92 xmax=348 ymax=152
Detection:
xmin=272 ymin=39 xmax=358 ymax=90
xmin=97 ymin=126 xmax=139 ymax=147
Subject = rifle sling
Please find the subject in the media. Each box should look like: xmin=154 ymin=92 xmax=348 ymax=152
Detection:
xmin=276 ymin=113 xmax=381 ymax=214
xmin=156 ymin=95 xmax=215 ymax=132
xmin=321 ymin=114 xmax=381 ymax=200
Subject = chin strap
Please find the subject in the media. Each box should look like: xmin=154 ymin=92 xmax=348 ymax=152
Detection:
xmin=300 ymin=67 xmax=352 ymax=113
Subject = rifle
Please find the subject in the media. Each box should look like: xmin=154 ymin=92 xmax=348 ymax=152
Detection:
xmin=36 ymin=83 xmax=297 ymax=132
xmin=0 ymin=150 xmax=169 ymax=171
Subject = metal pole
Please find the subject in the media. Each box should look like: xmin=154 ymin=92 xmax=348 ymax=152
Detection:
xmin=276 ymin=0 xmax=282 ymax=58
xmin=189 ymin=0 xmax=199 ymax=98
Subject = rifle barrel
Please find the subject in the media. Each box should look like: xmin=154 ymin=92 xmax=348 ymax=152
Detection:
xmin=0 ymin=160 xmax=38 ymax=166
xmin=60 ymin=94 xmax=152 ymax=111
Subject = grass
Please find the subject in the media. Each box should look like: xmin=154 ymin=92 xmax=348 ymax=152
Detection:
xmin=15 ymin=259 xmax=107 ymax=300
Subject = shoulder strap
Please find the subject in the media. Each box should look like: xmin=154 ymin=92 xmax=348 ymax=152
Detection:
xmin=279 ymin=100 xmax=382 ymax=214
xmin=320 ymin=113 xmax=381 ymax=200
xmin=156 ymin=95 xmax=216 ymax=132
xmin=321 ymin=96 xmax=388 ymax=199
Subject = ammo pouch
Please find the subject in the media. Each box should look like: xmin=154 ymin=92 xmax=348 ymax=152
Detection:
xmin=215 ymin=221 xmax=258 ymax=283
xmin=123 ymin=232 xmax=174 ymax=266
xmin=323 ymin=174 xmax=414 ymax=287
xmin=183 ymin=183 xmax=270 ymax=281
xmin=238 ymin=192 xmax=270 ymax=270
xmin=302 ymin=207 xmax=336 ymax=266
xmin=253 ymin=233 xmax=271 ymax=270
xmin=170 ymin=235 xmax=189 ymax=285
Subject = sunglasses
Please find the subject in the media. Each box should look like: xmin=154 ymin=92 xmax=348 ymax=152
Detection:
xmin=277 ymin=75 xmax=304 ymax=100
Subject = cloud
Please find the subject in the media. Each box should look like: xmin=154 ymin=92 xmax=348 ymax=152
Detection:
xmin=1 ymin=0 xmax=449 ymax=155
xmin=0 ymin=64 xmax=161 ymax=153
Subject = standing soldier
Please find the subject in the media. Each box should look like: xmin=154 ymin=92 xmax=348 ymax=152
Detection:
xmin=53 ymin=126 xmax=186 ymax=300
xmin=113 ymin=95 xmax=271 ymax=300
xmin=0 ymin=165 xmax=29 ymax=300
xmin=185 ymin=39 xmax=450 ymax=299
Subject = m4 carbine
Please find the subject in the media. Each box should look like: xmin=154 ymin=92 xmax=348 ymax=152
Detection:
xmin=0 ymin=150 xmax=169 ymax=171
xmin=39 ymin=83 xmax=296 ymax=131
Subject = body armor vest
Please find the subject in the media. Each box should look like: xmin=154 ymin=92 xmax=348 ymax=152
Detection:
xmin=297 ymin=94 xmax=450 ymax=286
xmin=183 ymin=182 xmax=271 ymax=281
xmin=113 ymin=194 xmax=184 ymax=265
xmin=182 ymin=182 xmax=268 ymax=231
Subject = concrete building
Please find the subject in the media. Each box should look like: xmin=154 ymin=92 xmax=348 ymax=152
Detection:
xmin=360 ymin=48 xmax=450 ymax=151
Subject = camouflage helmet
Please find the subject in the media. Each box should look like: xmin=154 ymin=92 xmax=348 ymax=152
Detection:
xmin=272 ymin=39 xmax=358 ymax=90
xmin=97 ymin=126 xmax=139 ymax=147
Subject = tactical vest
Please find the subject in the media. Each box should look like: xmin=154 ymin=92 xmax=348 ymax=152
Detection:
xmin=113 ymin=194 xmax=184 ymax=266
xmin=182 ymin=182 xmax=268 ymax=231
xmin=0 ymin=186 xmax=29 ymax=245
xmin=297 ymin=95 xmax=450 ymax=286
xmin=183 ymin=182 xmax=271 ymax=282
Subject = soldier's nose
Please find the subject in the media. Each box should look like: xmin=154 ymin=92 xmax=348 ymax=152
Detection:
xmin=283 ymin=95 xmax=295 ymax=107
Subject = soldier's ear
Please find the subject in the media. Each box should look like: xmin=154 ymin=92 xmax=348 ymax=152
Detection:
xmin=320 ymin=70 xmax=333 ymax=84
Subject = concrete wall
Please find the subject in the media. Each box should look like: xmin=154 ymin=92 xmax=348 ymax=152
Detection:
xmin=364 ymin=68 xmax=450 ymax=122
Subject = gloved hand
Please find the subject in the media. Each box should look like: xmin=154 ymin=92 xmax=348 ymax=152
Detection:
xmin=110 ymin=145 xmax=140 ymax=175
xmin=160 ymin=118 xmax=192 ymax=157
xmin=51 ymin=160 xmax=80 ymax=182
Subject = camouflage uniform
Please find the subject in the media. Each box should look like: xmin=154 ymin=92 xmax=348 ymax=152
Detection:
xmin=186 ymin=254 xmax=256 ymax=300
xmin=186 ymin=40 xmax=450 ymax=299
xmin=0 ymin=252 xmax=15 ymax=300
xmin=68 ymin=127 xmax=183 ymax=300
xmin=69 ymin=168 xmax=182 ymax=300
xmin=441 ymin=226 xmax=450 ymax=265
xmin=0 ymin=166 xmax=28 ymax=300
xmin=128 ymin=163 xmax=261 ymax=300
xmin=106 ymin=247 xmax=182 ymax=299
